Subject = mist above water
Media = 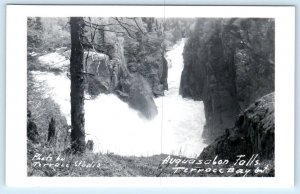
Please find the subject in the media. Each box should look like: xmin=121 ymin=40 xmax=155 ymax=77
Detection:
xmin=32 ymin=39 xmax=207 ymax=157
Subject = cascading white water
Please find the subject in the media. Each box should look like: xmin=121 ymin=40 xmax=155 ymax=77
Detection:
xmin=32 ymin=39 xmax=206 ymax=157
xmin=158 ymin=39 xmax=207 ymax=157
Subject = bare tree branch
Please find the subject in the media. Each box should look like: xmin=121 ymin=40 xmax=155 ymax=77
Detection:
xmin=114 ymin=17 xmax=139 ymax=30
xmin=132 ymin=18 xmax=146 ymax=35
xmin=113 ymin=17 xmax=137 ymax=39
xmin=83 ymin=19 xmax=117 ymax=27
xmin=80 ymin=71 xmax=95 ymax=76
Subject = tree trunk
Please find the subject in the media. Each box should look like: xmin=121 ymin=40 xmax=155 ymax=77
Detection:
xmin=47 ymin=117 xmax=56 ymax=143
xmin=70 ymin=17 xmax=86 ymax=153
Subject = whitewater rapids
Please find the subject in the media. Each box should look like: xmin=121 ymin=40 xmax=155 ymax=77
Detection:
xmin=31 ymin=39 xmax=207 ymax=157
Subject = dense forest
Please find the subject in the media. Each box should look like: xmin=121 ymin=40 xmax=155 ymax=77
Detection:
xmin=27 ymin=17 xmax=274 ymax=177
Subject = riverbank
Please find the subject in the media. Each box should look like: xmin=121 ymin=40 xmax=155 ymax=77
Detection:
xmin=28 ymin=142 xmax=171 ymax=177
xmin=28 ymin=141 xmax=273 ymax=177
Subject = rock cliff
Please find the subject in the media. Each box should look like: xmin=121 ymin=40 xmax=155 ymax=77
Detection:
xmin=124 ymin=32 xmax=168 ymax=97
xmin=199 ymin=93 xmax=274 ymax=161
xmin=180 ymin=18 xmax=275 ymax=142
xmin=83 ymin=37 xmax=158 ymax=119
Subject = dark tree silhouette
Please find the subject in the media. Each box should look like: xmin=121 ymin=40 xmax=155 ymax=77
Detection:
xmin=27 ymin=110 xmax=39 ymax=144
xmin=70 ymin=17 xmax=86 ymax=153
xmin=47 ymin=118 xmax=56 ymax=143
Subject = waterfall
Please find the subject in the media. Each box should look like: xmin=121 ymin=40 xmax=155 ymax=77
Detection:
xmin=158 ymin=39 xmax=207 ymax=157
xmin=31 ymin=39 xmax=207 ymax=157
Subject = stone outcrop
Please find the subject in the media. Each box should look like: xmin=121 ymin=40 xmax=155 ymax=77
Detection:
xmin=120 ymin=73 xmax=158 ymax=119
xmin=84 ymin=38 xmax=158 ymax=119
xmin=180 ymin=18 xmax=275 ymax=142
xmin=124 ymin=33 xmax=168 ymax=97
xmin=200 ymin=93 xmax=274 ymax=161
xmin=84 ymin=51 xmax=111 ymax=95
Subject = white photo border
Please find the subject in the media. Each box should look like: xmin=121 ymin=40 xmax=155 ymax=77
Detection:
xmin=6 ymin=5 xmax=295 ymax=187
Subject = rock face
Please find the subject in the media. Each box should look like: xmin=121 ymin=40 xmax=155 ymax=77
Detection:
xmin=84 ymin=51 xmax=111 ymax=95
xmin=180 ymin=18 xmax=275 ymax=142
xmin=120 ymin=73 xmax=158 ymax=119
xmin=84 ymin=38 xmax=158 ymax=119
xmin=124 ymin=33 xmax=168 ymax=97
xmin=199 ymin=93 xmax=274 ymax=161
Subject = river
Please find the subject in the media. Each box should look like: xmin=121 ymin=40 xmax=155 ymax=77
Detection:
xmin=31 ymin=39 xmax=207 ymax=157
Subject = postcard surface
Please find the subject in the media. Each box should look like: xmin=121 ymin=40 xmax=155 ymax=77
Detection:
xmin=6 ymin=5 xmax=295 ymax=187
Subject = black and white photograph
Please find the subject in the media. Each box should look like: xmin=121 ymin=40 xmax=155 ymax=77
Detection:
xmin=5 ymin=5 xmax=295 ymax=187
xmin=26 ymin=16 xmax=275 ymax=177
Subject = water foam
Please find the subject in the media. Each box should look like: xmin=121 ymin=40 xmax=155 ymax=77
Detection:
xmin=32 ymin=39 xmax=207 ymax=157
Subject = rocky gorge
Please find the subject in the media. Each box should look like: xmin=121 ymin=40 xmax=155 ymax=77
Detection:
xmin=180 ymin=18 xmax=275 ymax=144
xmin=26 ymin=17 xmax=276 ymax=176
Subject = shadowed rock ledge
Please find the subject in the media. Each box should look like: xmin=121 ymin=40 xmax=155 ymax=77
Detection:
xmin=199 ymin=92 xmax=274 ymax=161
